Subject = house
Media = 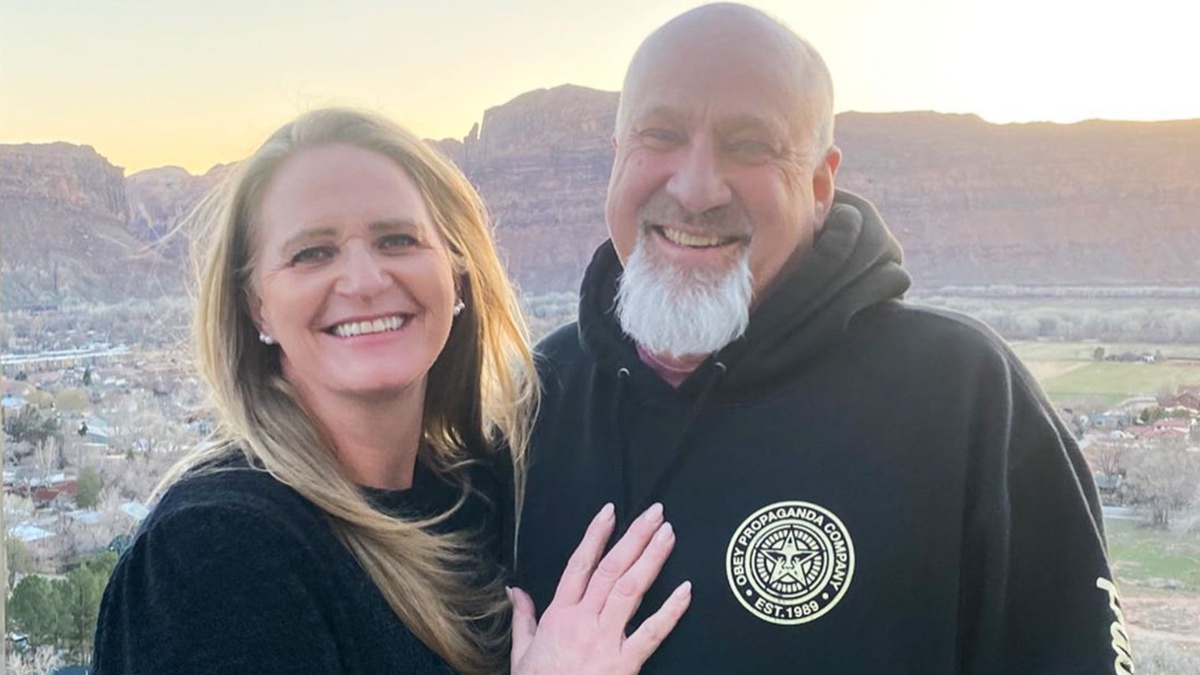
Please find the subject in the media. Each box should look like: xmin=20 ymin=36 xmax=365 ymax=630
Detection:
xmin=1128 ymin=418 xmax=1193 ymax=440
xmin=1093 ymin=472 xmax=1125 ymax=502
xmin=8 ymin=523 xmax=54 ymax=544
xmin=1171 ymin=388 xmax=1200 ymax=412
xmin=33 ymin=480 xmax=77 ymax=509
xmin=1091 ymin=411 xmax=1134 ymax=430
xmin=18 ymin=474 xmax=78 ymax=508
xmin=81 ymin=416 xmax=113 ymax=446
xmin=120 ymin=501 xmax=150 ymax=523
xmin=1 ymin=393 xmax=28 ymax=410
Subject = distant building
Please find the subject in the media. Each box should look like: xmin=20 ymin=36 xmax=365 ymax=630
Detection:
xmin=82 ymin=415 xmax=114 ymax=445
xmin=1170 ymin=387 xmax=1200 ymax=412
xmin=1 ymin=393 xmax=28 ymax=410
xmin=5 ymin=472 xmax=78 ymax=508
xmin=1093 ymin=472 xmax=1125 ymax=503
xmin=1128 ymin=417 xmax=1194 ymax=440
xmin=121 ymin=501 xmax=150 ymax=523
xmin=1091 ymin=411 xmax=1134 ymax=430
xmin=8 ymin=523 xmax=54 ymax=544
xmin=66 ymin=509 xmax=103 ymax=525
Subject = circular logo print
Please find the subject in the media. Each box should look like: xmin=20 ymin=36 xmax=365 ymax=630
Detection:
xmin=726 ymin=501 xmax=855 ymax=625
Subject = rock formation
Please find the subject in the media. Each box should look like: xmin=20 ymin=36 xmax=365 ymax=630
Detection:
xmin=0 ymin=144 xmax=175 ymax=307
xmin=435 ymin=85 xmax=619 ymax=292
xmin=3 ymin=86 xmax=1199 ymax=308
xmin=439 ymin=87 xmax=1200 ymax=294
xmin=833 ymin=112 xmax=1200 ymax=288
xmin=126 ymin=164 xmax=230 ymax=258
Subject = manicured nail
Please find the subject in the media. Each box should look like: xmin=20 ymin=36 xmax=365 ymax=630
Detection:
xmin=643 ymin=502 xmax=664 ymax=522
xmin=677 ymin=580 xmax=692 ymax=595
xmin=505 ymin=586 xmax=513 ymax=602
xmin=654 ymin=522 xmax=674 ymax=542
xmin=597 ymin=502 xmax=615 ymax=521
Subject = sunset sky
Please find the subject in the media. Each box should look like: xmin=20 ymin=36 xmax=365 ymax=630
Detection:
xmin=2 ymin=0 xmax=1196 ymax=175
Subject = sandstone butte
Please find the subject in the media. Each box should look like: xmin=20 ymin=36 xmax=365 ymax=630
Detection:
xmin=3 ymin=84 xmax=1200 ymax=308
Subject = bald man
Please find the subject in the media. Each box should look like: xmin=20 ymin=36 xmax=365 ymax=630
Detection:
xmin=515 ymin=4 xmax=1130 ymax=673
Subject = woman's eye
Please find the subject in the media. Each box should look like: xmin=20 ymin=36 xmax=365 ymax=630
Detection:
xmin=289 ymin=246 xmax=336 ymax=265
xmin=379 ymin=234 xmax=418 ymax=250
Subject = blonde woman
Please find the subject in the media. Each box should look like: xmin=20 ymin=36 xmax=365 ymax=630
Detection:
xmin=92 ymin=109 xmax=690 ymax=675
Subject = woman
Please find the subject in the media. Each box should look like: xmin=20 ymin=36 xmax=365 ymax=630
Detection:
xmin=92 ymin=109 xmax=689 ymax=674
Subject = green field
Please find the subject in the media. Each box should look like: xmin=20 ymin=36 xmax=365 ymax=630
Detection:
xmin=1106 ymin=518 xmax=1200 ymax=590
xmin=1008 ymin=341 xmax=1200 ymax=405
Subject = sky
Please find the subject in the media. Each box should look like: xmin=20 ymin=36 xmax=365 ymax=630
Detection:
xmin=2 ymin=0 xmax=1197 ymax=175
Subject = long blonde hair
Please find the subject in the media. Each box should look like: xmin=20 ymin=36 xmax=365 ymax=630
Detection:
xmin=163 ymin=108 xmax=536 ymax=674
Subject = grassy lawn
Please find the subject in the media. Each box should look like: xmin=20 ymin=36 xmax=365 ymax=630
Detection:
xmin=1005 ymin=341 xmax=1200 ymax=405
xmin=1106 ymin=518 xmax=1200 ymax=590
xmin=1039 ymin=362 xmax=1200 ymax=405
xmin=1010 ymin=341 xmax=1200 ymax=362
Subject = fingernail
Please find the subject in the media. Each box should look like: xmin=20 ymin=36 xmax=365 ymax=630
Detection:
xmin=654 ymin=522 xmax=674 ymax=542
xmin=678 ymin=580 xmax=692 ymax=595
xmin=505 ymin=586 xmax=513 ymax=602
xmin=643 ymin=502 xmax=664 ymax=521
xmin=597 ymin=502 xmax=615 ymax=521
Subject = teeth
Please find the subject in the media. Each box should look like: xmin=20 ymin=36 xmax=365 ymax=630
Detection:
xmin=660 ymin=228 xmax=727 ymax=248
xmin=332 ymin=315 xmax=406 ymax=338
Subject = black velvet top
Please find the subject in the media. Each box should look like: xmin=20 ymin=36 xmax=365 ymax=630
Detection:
xmin=93 ymin=455 xmax=505 ymax=675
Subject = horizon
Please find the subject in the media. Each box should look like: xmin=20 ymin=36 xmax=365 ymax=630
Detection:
xmin=3 ymin=0 xmax=1196 ymax=174
xmin=9 ymin=99 xmax=1200 ymax=179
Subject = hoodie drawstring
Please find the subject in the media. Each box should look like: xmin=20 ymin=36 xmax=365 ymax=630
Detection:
xmin=613 ymin=367 xmax=632 ymax=534
xmin=619 ymin=361 xmax=728 ymax=528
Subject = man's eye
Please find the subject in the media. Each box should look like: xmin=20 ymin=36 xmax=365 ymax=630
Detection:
xmin=379 ymin=234 xmax=418 ymax=250
xmin=640 ymin=128 xmax=684 ymax=147
xmin=289 ymin=246 xmax=336 ymax=265
xmin=727 ymin=140 xmax=776 ymax=162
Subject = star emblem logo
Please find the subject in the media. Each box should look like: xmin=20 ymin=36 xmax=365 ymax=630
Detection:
xmin=761 ymin=528 xmax=819 ymax=586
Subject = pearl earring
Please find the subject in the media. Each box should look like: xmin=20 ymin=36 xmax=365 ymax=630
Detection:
xmin=453 ymin=299 xmax=465 ymax=316
xmin=259 ymin=332 xmax=276 ymax=345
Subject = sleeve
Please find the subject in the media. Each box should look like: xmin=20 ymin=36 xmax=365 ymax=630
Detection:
xmin=92 ymin=504 xmax=346 ymax=675
xmin=958 ymin=351 xmax=1134 ymax=675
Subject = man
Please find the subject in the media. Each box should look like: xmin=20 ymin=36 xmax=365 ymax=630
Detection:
xmin=516 ymin=4 xmax=1131 ymax=673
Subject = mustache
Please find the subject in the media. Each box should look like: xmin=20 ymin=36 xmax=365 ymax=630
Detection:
xmin=638 ymin=193 xmax=751 ymax=237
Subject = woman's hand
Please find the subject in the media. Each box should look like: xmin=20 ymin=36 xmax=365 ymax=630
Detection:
xmin=509 ymin=503 xmax=691 ymax=675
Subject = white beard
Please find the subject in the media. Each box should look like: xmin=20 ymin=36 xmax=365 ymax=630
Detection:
xmin=615 ymin=234 xmax=753 ymax=359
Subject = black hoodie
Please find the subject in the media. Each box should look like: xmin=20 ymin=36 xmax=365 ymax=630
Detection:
xmin=516 ymin=191 xmax=1130 ymax=674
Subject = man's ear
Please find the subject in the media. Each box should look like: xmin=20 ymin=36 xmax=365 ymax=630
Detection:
xmin=812 ymin=145 xmax=842 ymax=220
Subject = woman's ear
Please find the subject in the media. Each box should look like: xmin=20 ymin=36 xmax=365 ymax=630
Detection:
xmin=246 ymin=289 xmax=270 ymax=338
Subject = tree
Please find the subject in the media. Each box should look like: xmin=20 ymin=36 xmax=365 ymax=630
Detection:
xmin=7 ymin=575 xmax=64 ymax=645
xmin=55 ymin=388 xmax=90 ymax=414
xmin=4 ymin=405 xmax=60 ymax=447
xmin=1088 ymin=441 xmax=1127 ymax=479
xmin=59 ymin=552 xmax=118 ymax=662
xmin=83 ymin=366 xmax=93 ymax=386
xmin=1124 ymin=439 xmax=1200 ymax=528
xmin=7 ymin=537 xmax=35 ymax=589
xmin=1093 ymin=346 xmax=1106 ymax=361
xmin=25 ymin=390 xmax=53 ymax=408
xmin=76 ymin=466 xmax=104 ymax=508
xmin=5 ymin=553 xmax=118 ymax=661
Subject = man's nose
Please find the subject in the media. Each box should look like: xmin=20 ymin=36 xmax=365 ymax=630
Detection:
xmin=335 ymin=243 xmax=391 ymax=297
xmin=665 ymin=137 xmax=732 ymax=215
